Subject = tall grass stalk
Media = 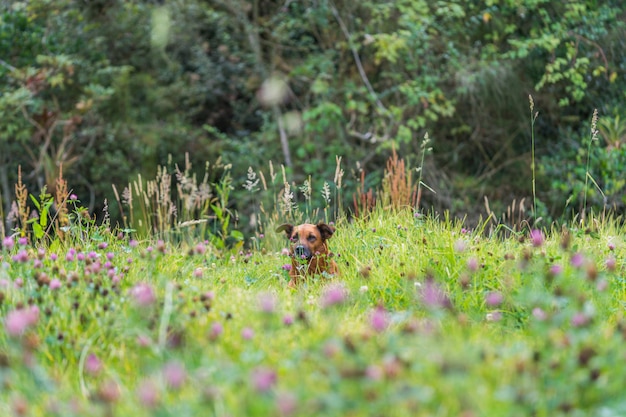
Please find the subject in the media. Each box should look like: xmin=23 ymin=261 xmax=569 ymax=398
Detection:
xmin=416 ymin=132 xmax=433 ymax=211
xmin=529 ymin=95 xmax=538 ymax=221
xmin=582 ymin=109 xmax=599 ymax=227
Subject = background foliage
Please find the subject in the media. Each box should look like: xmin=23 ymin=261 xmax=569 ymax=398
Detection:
xmin=1 ymin=0 xmax=625 ymax=234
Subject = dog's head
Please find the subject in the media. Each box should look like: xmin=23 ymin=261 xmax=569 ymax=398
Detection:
xmin=276 ymin=222 xmax=335 ymax=260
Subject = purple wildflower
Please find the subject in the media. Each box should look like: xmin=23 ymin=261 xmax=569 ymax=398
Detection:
xmin=606 ymin=256 xmax=616 ymax=272
xmin=162 ymin=361 xmax=186 ymax=389
xmin=320 ymin=284 xmax=347 ymax=308
xmin=571 ymin=253 xmax=585 ymax=269
xmin=251 ymin=367 xmax=277 ymax=393
xmin=209 ymin=322 xmax=223 ymax=340
xmin=49 ymin=279 xmax=62 ymax=290
xmin=454 ymin=239 xmax=467 ymax=253
xmin=369 ymin=306 xmax=389 ymax=332
xmin=466 ymin=257 xmax=479 ymax=272
xmin=276 ymin=391 xmax=297 ymax=416
xmin=258 ymin=292 xmax=278 ymax=313
xmin=420 ymin=279 xmax=451 ymax=309
xmin=4 ymin=306 xmax=39 ymax=337
xmin=130 ymin=283 xmax=156 ymax=307
xmin=571 ymin=312 xmax=589 ymax=327
xmin=136 ymin=378 xmax=159 ymax=409
xmin=12 ymin=250 xmax=29 ymax=263
xmin=241 ymin=327 xmax=255 ymax=340
xmin=85 ymin=354 xmax=102 ymax=375
xmin=193 ymin=267 xmax=203 ymax=278
xmin=283 ymin=315 xmax=294 ymax=326
xmin=532 ymin=307 xmax=547 ymax=321
xmin=549 ymin=264 xmax=563 ymax=277
xmin=2 ymin=236 xmax=14 ymax=251
xmin=530 ymin=229 xmax=544 ymax=247
xmin=485 ymin=291 xmax=503 ymax=307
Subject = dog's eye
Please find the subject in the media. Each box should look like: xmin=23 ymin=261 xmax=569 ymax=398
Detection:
xmin=307 ymin=235 xmax=316 ymax=242
xmin=291 ymin=234 xmax=299 ymax=242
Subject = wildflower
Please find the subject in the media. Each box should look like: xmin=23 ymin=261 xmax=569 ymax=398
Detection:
xmin=283 ymin=315 xmax=294 ymax=326
xmin=130 ymin=283 xmax=156 ymax=307
xmin=194 ymin=243 xmax=206 ymax=255
xmin=532 ymin=307 xmax=547 ymax=321
xmin=369 ymin=307 xmax=389 ymax=332
xmin=530 ymin=229 xmax=544 ymax=247
xmin=485 ymin=291 xmax=503 ymax=307
xmin=485 ymin=311 xmax=502 ymax=322
xmin=12 ymin=250 xmax=29 ymax=263
xmin=359 ymin=285 xmax=368 ymax=293
xmin=85 ymin=354 xmax=102 ymax=375
xmin=129 ymin=239 xmax=139 ymax=248
xmin=282 ymin=263 xmax=292 ymax=271
xmin=49 ymin=279 xmax=62 ymax=290
xmin=276 ymin=391 xmax=297 ymax=416
xmin=106 ymin=252 xmax=114 ymax=260
xmin=454 ymin=239 xmax=467 ymax=253
xmin=571 ymin=253 xmax=585 ymax=269
xmin=251 ymin=367 xmax=277 ymax=393
xmin=2 ymin=236 xmax=14 ymax=251
xmin=209 ymin=322 xmax=223 ymax=340
xmin=420 ymin=279 xmax=451 ymax=309
xmin=136 ymin=378 xmax=159 ymax=409
xmin=4 ymin=306 xmax=39 ymax=337
xmin=193 ymin=267 xmax=203 ymax=278
xmin=466 ymin=257 xmax=479 ymax=272
xmin=162 ymin=361 xmax=186 ymax=389
xmin=18 ymin=237 xmax=28 ymax=246
xmin=241 ymin=327 xmax=255 ymax=340
xmin=365 ymin=365 xmax=384 ymax=381
xmin=98 ymin=242 xmax=108 ymax=250
xmin=137 ymin=335 xmax=151 ymax=347
xmin=549 ymin=264 xmax=563 ymax=277
xmin=258 ymin=292 xmax=278 ymax=313
xmin=320 ymin=284 xmax=347 ymax=308
xmin=70 ymin=194 xmax=78 ymax=200
xmin=49 ymin=253 xmax=58 ymax=261
xmin=96 ymin=379 xmax=120 ymax=403
xmin=571 ymin=312 xmax=589 ymax=328
xmin=461 ymin=228 xmax=469 ymax=234
xmin=281 ymin=248 xmax=290 ymax=256
xmin=608 ymin=241 xmax=616 ymax=251
xmin=606 ymin=256 xmax=616 ymax=272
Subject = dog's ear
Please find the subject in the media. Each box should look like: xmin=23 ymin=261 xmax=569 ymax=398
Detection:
xmin=316 ymin=222 xmax=335 ymax=241
xmin=276 ymin=224 xmax=294 ymax=238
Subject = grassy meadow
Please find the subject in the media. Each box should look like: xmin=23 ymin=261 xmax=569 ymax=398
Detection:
xmin=2 ymin=193 xmax=626 ymax=417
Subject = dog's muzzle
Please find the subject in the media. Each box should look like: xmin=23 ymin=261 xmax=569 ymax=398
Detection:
xmin=294 ymin=245 xmax=312 ymax=260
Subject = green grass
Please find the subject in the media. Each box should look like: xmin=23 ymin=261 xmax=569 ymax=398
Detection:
xmin=1 ymin=208 xmax=626 ymax=416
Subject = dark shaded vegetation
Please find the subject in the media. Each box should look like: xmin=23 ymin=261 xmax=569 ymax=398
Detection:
xmin=1 ymin=0 xmax=625 ymax=236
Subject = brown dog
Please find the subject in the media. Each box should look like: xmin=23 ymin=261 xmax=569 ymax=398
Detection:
xmin=276 ymin=222 xmax=338 ymax=286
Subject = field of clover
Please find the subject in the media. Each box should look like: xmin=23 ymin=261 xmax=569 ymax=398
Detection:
xmin=2 ymin=206 xmax=626 ymax=417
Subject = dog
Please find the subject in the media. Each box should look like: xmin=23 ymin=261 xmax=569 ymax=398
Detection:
xmin=276 ymin=222 xmax=338 ymax=286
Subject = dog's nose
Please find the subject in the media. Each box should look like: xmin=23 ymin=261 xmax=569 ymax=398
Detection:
xmin=294 ymin=245 xmax=310 ymax=259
